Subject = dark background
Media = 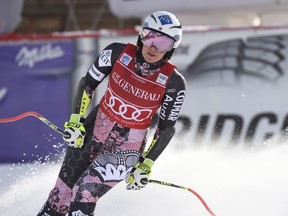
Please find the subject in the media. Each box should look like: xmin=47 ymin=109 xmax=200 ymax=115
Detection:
xmin=15 ymin=0 xmax=141 ymax=33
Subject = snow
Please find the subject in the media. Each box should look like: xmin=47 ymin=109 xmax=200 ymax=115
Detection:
xmin=0 ymin=138 xmax=288 ymax=216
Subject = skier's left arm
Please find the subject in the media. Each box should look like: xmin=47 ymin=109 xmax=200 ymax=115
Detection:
xmin=126 ymin=70 xmax=187 ymax=190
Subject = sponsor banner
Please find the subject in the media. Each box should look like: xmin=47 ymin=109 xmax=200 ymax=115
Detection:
xmin=175 ymin=30 xmax=288 ymax=146
xmin=0 ymin=39 xmax=74 ymax=163
xmin=0 ymin=40 xmax=74 ymax=74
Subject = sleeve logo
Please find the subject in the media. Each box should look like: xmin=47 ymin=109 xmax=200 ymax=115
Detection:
xmin=99 ymin=49 xmax=112 ymax=67
xmin=88 ymin=64 xmax=105 ymax=81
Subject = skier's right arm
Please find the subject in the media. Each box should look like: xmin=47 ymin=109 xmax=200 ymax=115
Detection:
xmin=63 ymin=43 xmax=126 ymax=148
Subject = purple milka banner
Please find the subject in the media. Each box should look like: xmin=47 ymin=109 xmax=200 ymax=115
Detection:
xmin=0 ymin=39 xmax=74 ymax=163
xmin=0 ymin=40 xmax=73 ymax=74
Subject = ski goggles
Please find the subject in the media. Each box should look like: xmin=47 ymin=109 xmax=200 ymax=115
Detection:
xmin=140 ymin=29 xmax=175 ymax=53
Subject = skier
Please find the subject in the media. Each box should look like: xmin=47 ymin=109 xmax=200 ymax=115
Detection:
xmin=38 ymin=10 xmax=186 ymax=216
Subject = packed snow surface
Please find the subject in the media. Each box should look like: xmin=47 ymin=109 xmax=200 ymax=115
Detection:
xmin=1 ymin=137 xmax=288 ymax=216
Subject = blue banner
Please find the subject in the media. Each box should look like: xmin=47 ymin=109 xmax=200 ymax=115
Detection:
xmin=0 ymin=39 xmax=74 ymax=163
xmin=0 ymin=41 xmax=73 ymax=74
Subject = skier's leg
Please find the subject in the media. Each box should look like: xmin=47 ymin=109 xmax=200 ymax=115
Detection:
xmin=68 ymin=118 xmax=147 ymax=215
xmin=37 ymin=145 xmax=93 ymax=215
xmin=68 ymin=172 xmax=117 ymax=216
xmin=37 ymin=107 xmax=100 ymax=216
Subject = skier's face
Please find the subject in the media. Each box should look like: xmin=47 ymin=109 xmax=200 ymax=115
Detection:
xmin=141 ymin=45 xmax=166 ymax=63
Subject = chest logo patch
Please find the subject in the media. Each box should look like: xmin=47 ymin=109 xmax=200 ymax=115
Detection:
xmin=156 ymin=73 xmax=168 ymax=85
xmin=120 ymin=53 xmax=132 ymax=66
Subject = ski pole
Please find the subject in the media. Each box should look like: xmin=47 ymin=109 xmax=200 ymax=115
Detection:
xmin=0 ymin=111 xmax=68 ymax=137
xmin=149 ymin=179 xmax=216 ymax=216
xmin=0 ymin=111 xmax=216 ymax=215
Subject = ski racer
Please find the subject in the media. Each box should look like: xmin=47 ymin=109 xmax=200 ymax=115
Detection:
xmin=38 ymin=10 xmax=186 ymax=216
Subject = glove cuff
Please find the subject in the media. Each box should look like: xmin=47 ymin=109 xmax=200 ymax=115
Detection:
xmin=143 ymin=158 xmax=154 ymax=168
xmin=134 ymin=158 xmax=154 ymax=176
xmin=70 ymin=113 xmax=85 ymax=124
